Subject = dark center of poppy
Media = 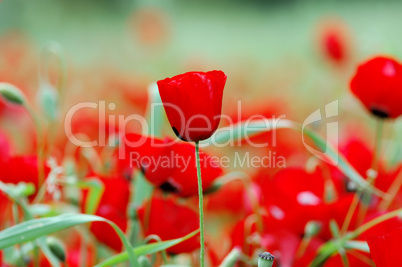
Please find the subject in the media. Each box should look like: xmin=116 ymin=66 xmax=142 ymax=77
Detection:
xmin=159 ymin=181 xmax=179 ymax=193
xmin=370 ymin=108 xmax=389 ymax=119
xmin=172 ymin=127 xmax=188 ymax=142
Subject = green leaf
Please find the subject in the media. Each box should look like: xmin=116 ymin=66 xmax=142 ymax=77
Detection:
xmin=344 ymin=241 xmax=370 ymax=253
xmin=0 ymin=213 xmax=138 ymax=266
xmin=329 ymin=220 xmax=341 ymax=239
xmin=310 ymin=241 xmax=338 ymax=267
xmin=133 ymin=170 xmax=153 ymax=206
xmin=0 ymin=82 xmax=26 ymax=105
xmin=96 ymin=229 xmax=199 ymax=267
xmin=219 ymin=247 xmax=241 ymax=267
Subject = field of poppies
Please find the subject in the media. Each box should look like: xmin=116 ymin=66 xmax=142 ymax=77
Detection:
xmin=1 ymin=1 xmax=402 ymax=267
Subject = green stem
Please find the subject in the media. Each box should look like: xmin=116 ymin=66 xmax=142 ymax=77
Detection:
xmin=25 ymin=104 xmax=45 ymax=187
xmin=341 ymin=119 xmax=384 ymax=234
xmin=195 ymin=141 xmax=205 ymax=267
xmin=357 ymin=119 xmax=384 ymax=225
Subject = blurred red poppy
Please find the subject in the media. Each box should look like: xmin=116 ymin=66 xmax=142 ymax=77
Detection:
xmin=157 ymin=70 xmax=227 ymax=142
xmin=161 ymin=142 xmax=223 ymax=197
xmin=119 ymin=133 xmax=174 ymax=185
xmin=0 ymin=131 xmax=10 ymax=163
xmin=0 ymin=155 xmax=49 ymax=196
xmin=367 ymin=227 xmax=402 ymax=267
xmin=120 ymin=134 xmax=223 ymax=197
xmin=82 ymin=175 xmax=130 ymax=251
xmin=90 ymin=204 xmax=128 ymax=252
xmin=350 ymin=56 xmax=402 ymax=119
xmin=137 ymin=195 xmax=199 ymax=254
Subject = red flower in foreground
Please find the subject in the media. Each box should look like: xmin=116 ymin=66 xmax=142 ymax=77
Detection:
xmin=350 ymin=56 xmax=402 ymax=118
xmin=137 ymin=196 xmax=199 ymax=254
xmin=367 ymin=227 xmax=402 ymax=267
xmin=157 ymin=70 xmax=227 ymax=142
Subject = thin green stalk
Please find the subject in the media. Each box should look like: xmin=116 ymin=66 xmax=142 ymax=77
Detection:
xmin=341 ymin=119 xmax=384 ymax=233
xmin=357 ymin=119 xmax=384 ymax=225
xmin=25 ymin=104 xmax=45 ymax=187
xmin=195 ymin=141 xmax=205 ymax=267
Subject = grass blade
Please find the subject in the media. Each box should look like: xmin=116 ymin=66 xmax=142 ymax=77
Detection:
xmin=96 ymin=229 xmax=199 ymax=267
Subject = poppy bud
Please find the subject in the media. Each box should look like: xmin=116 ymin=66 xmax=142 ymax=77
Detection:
xmin=0 ymin=82 xmax=26 ymax=105
xmin=304 ymin=221 xmax=322 ymax=238
xmin=258 ymin=252 xmax=274 ymax=267
xmin=157 ymin=70 xmax=227 ymax=142
xmin=46 ymin=236 xmax=66 ymax=262
xmin=138 ymin=256 xmax=152 ymax=267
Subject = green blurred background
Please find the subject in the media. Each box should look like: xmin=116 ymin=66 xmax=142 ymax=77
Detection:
xmin=1 ymin=0 xmax=402 ymax=130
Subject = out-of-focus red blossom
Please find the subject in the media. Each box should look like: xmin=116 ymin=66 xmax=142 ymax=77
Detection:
xmin=230 ymin=215 xmax=299 ymax=267
xmin=0 ymin=131 xmax=10 ymax=163
xmin=256 ymin=167 xmax=362 ymax=239
xmin=350 ymin=56 xmax=402 ymax=119
xmin=164 ymin=142 xmax=223 ymax=197
xmin=326 ymin=137 xmax=373 ymax=195
xmin=58 ymin=111 xmax=121 ymax=154
xmin=66 ymin=246 xmax=96 ymax=267
xmin=120 ymin=133 xmax=223 ymax=197
xmin=260 ymin=167 xmax=326 ymax=235
xmin=320 ymin=27 xmax=347 ymax=64
xmin=130 ymin=7 xmax=170 ymax=46
xmin=105 ymin=73 xmax=149 ymax=114
xmin=119 ymin=133 xmax=173 ymax=184
xmin=137 ymin=196 xmax=199 ymax=254
xmin=206 ymin=179 xmax=253 ymax=216
xmin=323 ymin=252 xmax=371 ymax=267
xmin=223 ymin=101 xmax=305 ymax=160
xmin=367 ymin=227 xmax=402 ymax=267
xmin=157 ymin=70 xmax=227 ymax=142
xmin=328 ymin=137 xmax=401 ymax=200
xmin=90 ymin=204 xmax=128 ymax=252
xmin=82 ymin=175 xmax=130 ymax=251
xmin=361 ymin=213 xmax=402 ymax=240
xmin=0 ymin=156 xmax=50 ymax=201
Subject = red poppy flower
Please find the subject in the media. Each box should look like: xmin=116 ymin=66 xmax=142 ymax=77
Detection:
xmin=137 ymin=195 xmax=199 ymax=254
xmin=82 ymin=175 xmax=130 ymax=251
xmin=0 ymin=156 xmax=50 ymax=201
xmin=157 ymin=70 xmax=227 ymax=142
xmin=159 ymin=142 xmax=223 ymax=197
xmin=230 ymin=214 xmax=300 ymax=267
xmin=350 ymin=56 xmax=402 ymax=118
xmin=320 ymin=26 xmax=348 ymax=64
xmin=0 ymin=131 xmax=10 ymax=163
xmin=367 ymin=227 xmax=402 ymax=267
xmin=119 ymin=133 xmax=174 ymax=185
xmin=90 ymin=204 xmax=128 ymax=252
xmin=120 ymin=134 xmax=223 ymax=197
